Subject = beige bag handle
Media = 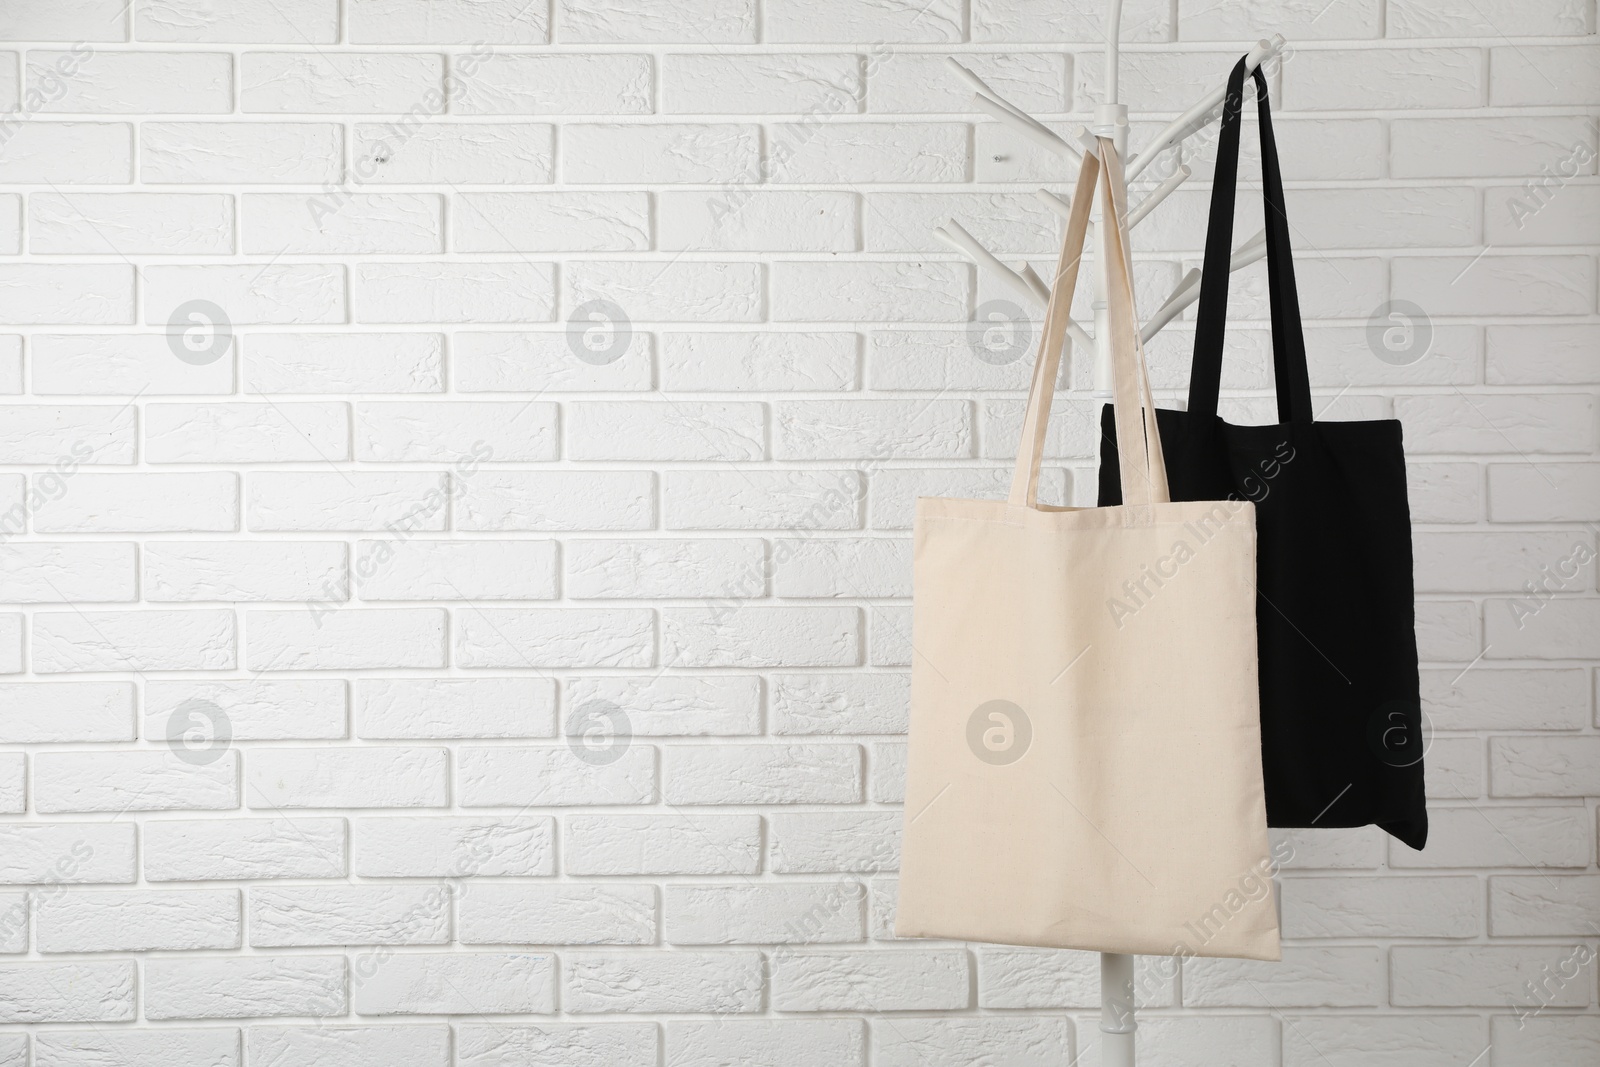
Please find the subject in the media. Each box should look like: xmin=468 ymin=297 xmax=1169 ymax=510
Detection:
xmin=1008 ymin=139 xmax=1170 ymax=510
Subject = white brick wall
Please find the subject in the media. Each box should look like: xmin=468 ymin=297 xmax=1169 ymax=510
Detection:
xmin=0 ymin=3 xmax=1594 ymax=1065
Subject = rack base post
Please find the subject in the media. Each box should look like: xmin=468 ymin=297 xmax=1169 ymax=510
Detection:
xmin=1099 ymin=951 xmax=1136 ymax=1067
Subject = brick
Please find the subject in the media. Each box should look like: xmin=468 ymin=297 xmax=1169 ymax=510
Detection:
xmin=776 ymin=400 xmax=970 ymax=460
xmin=250 ymin=885 xmax=449 ymax=946
xmin=566 ymin=538 xmax=765 ymax=599
xmin=1488 ymin=324 xmax=1600 ymax=387
xmin=355 ymin=401 xmax=555 ymax=462
xmin=0 ymin=543 xmax=134 ymax=601
xmin=143 ymin=122 xmax=341 ymax=184
xmin=248 ymin=472 xmax=448 ymax=532
xmin=771 ymin=262 xmax=966 ymax=321
xmin=1284 ymin=48 xmax=1481 ymax=110
xmin=1391 ymin=0 xmax=1590 ymax=36
xmin=769 ymin=812 xmax=901 ymax=873
xmin=453 ymin=331 xmax=652 ymax=393
xmin=1185 ymin=948 xmax=1384 ymax=1008
xmin=662 ymin=606 xmax=859 ymax=667
xmin=36 ymin=889 xmax=239 ymax=952
xmin=770 ymin=673 xmax=909 ymax=734
xmin=458 ymin=744 xmax=655 ymax=806
xmin=1488 ymin=599 xmax=1600 ymax=660
xmin=565 ymin=261 xmax=762 ymax=323
xmin=1279 ymin=876 xmax=1480 ymax=939
xmin=355 ymin=677 xmax=555 ymax=739
xmin=1422 ymin=668 xmax=1589 ymax=731
xmin=1393 ymin=945 xmax=1591 ymax=1008
xmin=353 ymin=953 xmax=554 ymax=1014
xmin=152 ymin=682 xmax=344 ymax=748
xmin=246 ymin=747 xmax=447 ymax=809
xmin=1414 ymin=532 xmax=1595 ymax=593
xmin=772 ymin=949 xmax=968 ymax=1011
xmin=33 ymin=750 xmax=237 ymax=813
xmin=145 ymin=541 xmax=345 ymax=603
xmin=1491 ymin=45 xmax=1600 ymax=106
xmin=1180 ymin=0 xmax=1379 ymax=38
xmin=33 ymin=608 xmax=236 ymax=672
xmin=30 ymin=193 xmax=233 ymax=254
xmin=353 ymin=123 xmax=551 ymax=184
xmin=145 ymin=956 xmax=346 ymax=1019
xmin=869 ymin=53 xmax=1066 ymax=114
xmin=31 ymin=334 xmax=227 ymax=395
xmin=1489 ymin=463 xmax=1600 ymax=522
xmin=1395 ymin=394 xmax=1595 ymax=454
xmin=146 ymin=402 xmax=348 ymax=463
xmin=0 ymin=961 xmax=134 ymax=1022
xmin=456 ymin=608 xmax=654 ymax=669
xmin=0 ymin=681 xmax=134 ymax=742
xmin=978 ymin=949 xmax=1176 ymax=1009
xmin=451 ymin=54 xmax=651 ymax=115
xmin=564 ymin=675 xmax=760 ymax=736
xmin=662 ymin=189 xmax=857 ymax=253
xmin=350 ymin=0 xmax=548 ymax=43
xmin=0 ymin=123 xmax=132 ymax=183
xmin=767 ymin=0 xmax=961 ymax=42
xmin=33 ymin=50 xmax=230 ymax=113
xmin=0 ymin=264 xmax=133 ymax=325
xmin=460 ymin=884 xmax=655 ymax=945
xmin=1491 ymin=736 xmax=1600 ymax=797
xmin=873 ymin=1017 xmax=1071 ymax=1067
xmin=1392 ymin=117 xmax=1595 ymax=179
xmin=459 ymin=471 xmax=655 ymax=532
xmin=1414 ymin=600 xmax=1480 ymax=662
xmin=661 ymin=331 xmax=857 ymax=391
xmin=869 ymin=327 xmax=1037 ymax=390
xmin=568 ymin=401 xmax=764 ymax=461
xmin=245 ymin=333 xmax=444 ymax=393
xmin=565 ymin=814 xmax=761 ymax=875
xmin=1488 ymin=1015 xmax=1600 ymax=1067
xmin=246 ymin=1027 xmax=448 ymax=1067
xmin=145 ymin=818 xmax=346 ymax=881
xmin=565 ymin=951 xmax=761 ymax=1013
xmin=453 ymin=192 xmax=648 ymax=252
xmin=35 ymin=1029 xmax=242 ymax=1067
xmin=247 ymin=608 xmax=446 ymax=670
xmin=558 ymin=0 xmax=754 ymax=43
xmin=354 ymin=262 xmax=552 ymax=324
xmin=669 ymin=1019 xmax=865 ymax=1067
xmin=456 ymin=1024 xmax=656 ymax=1067
xmin=2 ymin=2 xmax=129 ymax=41
xmin=563 ymin=123 xmax=758 ymax=184
xmin=664 ymin=743 xmax=860 ymax=804
xmin=1490 ymin=875 xmax=1600 ymax=937
xmin=663 ymin=469 xmax=862 ymax=530
xmin=666 ymin=54 xmax=859 ymax=114
xmin=1280 ymin=1014 xmax=1488 ymax=1067
xmin=243 ymin=193 xmax=441 ymax=254
xmin=241 ymin=52 xmax=442 ymax=113
xmin=665 ymin=883 xmax=865 ymax=945
xmin=1388 ymin=805 xmax=1590 ymax=869
xmin=352 ymin=816 xmax=552 ymax=878
xmin=773 ymin=122 xmax=968 ymax=183
xmin=0 ymin=823 xmax=136 ymax=884
xmin=139 ymin=0 xmax=339 ymax=43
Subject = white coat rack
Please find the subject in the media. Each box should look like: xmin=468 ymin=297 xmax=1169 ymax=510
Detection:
xmin=940 ymin=30 xmax=1285 ymax=397
xmin=933 ymin=9 xmax=1288 ymax=1067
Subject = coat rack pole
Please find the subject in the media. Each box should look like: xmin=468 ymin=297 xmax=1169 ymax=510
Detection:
xmin=1095 ymin=5 xmax=1137 ymax=1066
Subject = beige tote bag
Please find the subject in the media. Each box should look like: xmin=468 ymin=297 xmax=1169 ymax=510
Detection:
xmin=896 ymin=139 xmax=1280 ymax=962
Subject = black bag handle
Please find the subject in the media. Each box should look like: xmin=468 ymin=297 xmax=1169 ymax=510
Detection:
xmin=1188 ymin=56 xmax=1314 ymax=426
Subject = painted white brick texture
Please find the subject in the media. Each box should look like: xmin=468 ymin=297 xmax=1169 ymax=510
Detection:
xmin=0 ymin=3 xmax=1591 ymax=1064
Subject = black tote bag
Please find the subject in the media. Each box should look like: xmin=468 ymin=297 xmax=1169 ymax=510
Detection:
xmin=1098 ymin=56 xmax=1427 ymax=849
